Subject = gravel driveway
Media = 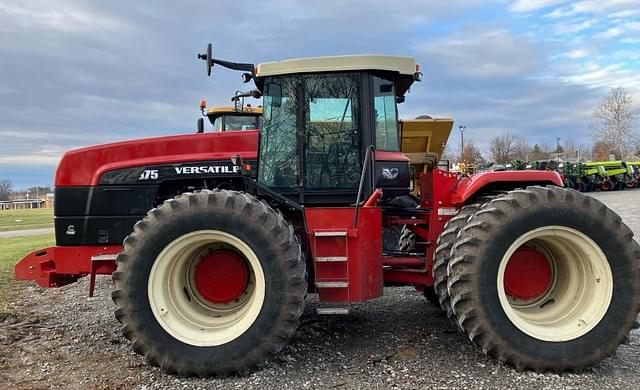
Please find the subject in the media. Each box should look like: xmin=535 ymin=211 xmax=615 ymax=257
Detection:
xmin=0 ymin=227 xmax=54 ymax=238
xmin=1 ymin=190 xmax=639 ymax=389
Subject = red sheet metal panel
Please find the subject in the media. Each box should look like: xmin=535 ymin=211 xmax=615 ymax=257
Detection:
xmin=15 ymin=245 xmax=122 ymax=288
xmin=305 ymin=207 xmax=383 ymax=303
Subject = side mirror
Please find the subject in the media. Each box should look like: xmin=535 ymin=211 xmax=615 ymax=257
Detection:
xmin=268 ymin=83 xmax=282 ymax=108
xmin=197 ymin=118 xmax=204 ymax=133
xmin=197 ymin=43 xmax=214 ymax=76
xmin=233 ymin=91 xmax=244 ymax=112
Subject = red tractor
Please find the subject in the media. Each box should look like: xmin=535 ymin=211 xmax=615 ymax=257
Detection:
xmin=16 ymin=44 xmax=640 ymax=376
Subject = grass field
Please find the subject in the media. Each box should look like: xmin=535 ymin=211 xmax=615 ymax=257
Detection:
xmin=0 ymin=208 xmax=54 ymax=232
xmin=0 ymin=234 xmax=55 ymax=311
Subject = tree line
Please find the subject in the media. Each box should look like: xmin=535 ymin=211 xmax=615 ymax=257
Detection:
xmin=0 ymin=180 xmax=52 ymax=202
xmin=446 ymin=87 xmax=640 ymax=165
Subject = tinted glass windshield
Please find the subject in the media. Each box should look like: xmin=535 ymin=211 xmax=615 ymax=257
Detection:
xmin=224 ymin=114 xmax=261 ymax=131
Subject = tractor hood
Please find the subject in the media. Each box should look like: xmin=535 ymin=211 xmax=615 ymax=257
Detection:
xmin=55 ymin=131 xmax=259 ymax=186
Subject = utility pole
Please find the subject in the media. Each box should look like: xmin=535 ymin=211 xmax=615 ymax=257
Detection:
xmin=459 ymin=125 xmax=466 ymax=163
xmin=556 ymin=137 xmax=561 ymax=163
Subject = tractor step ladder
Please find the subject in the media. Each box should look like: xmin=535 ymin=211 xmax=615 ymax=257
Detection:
xmin=313 ymin=229 xmax=350 ymax=315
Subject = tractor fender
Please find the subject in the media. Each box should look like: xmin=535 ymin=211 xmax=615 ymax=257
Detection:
xmin=451 ymin=170 xmax=563 ymax=205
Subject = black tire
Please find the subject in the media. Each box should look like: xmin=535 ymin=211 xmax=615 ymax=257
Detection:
xmin=432 ymin=203 xmax=483 ymax=321
xmin=383 ymin=196 xmax=438 ymax=303
xmin=384 ymin=195 xmax=419 ymax=252
xmin=601 ymin=179 xmax=614 ymax=191
xmin=383 ymin=226 xmax=403 ymax=251
xmin=112 ymin=190 xmax=306 ymax=376
xmin=398 ymin=225 xmax=415 ymax=252
xmin=447 ymin=186 xmax=640 ymax=371
xmin=433 ymin=192 xmax=508 ymax=322
xmin=577 ymin=181 xmax=587 ymax=192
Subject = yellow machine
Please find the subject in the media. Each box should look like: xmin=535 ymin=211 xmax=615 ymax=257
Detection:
xmin=196 ymin=99 xmax=263 ymax=133
xmin=399 ymin=117 xmax=454 ymax=191
xmin=206 ymin=105 xmax=262 ymax=131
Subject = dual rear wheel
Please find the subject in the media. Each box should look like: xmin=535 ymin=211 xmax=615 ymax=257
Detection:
xmin=434 ymin=186 xmax=640 ymax=371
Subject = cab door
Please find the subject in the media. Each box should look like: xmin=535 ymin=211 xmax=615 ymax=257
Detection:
xmin=302 ymin=73 xmax=362 ymax=191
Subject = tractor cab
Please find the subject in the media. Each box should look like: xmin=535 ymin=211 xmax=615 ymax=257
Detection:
xmin=205 ymin=105 xmax=262 ymax=132
xmin=196 ymin=92 xmax=262 ymax=133
xmin=252 ymin=56 xmax=421 ymax=204
xmin=196 ymin=43 xmax=421 ymax=204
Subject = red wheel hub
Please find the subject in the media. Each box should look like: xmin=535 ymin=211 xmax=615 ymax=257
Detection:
xmin=504 ymin=247 xmax=552 ymax=301
xmin=193 ymin=250 xmax=249 ymax=304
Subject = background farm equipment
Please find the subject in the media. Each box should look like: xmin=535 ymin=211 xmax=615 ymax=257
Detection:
xmin=507 ymin=159 xmax=640 ymax=192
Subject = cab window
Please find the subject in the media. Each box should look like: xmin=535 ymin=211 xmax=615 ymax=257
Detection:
xmin=224 ymin=115 xmax=261 ymax=131
xmin=212 ymin=116 xmax=223 ymax=131
xmin=373 ymin=76 xmax=399 ymax=151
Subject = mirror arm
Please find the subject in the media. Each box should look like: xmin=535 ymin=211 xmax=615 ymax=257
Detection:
xmin=231 ymin=89 xmax=262 ymax=101
xmin=212 ymin=59 xmax=255 ymax=73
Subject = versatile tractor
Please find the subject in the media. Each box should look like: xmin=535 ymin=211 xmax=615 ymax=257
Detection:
xmin=16 ymin=44 xmax=640 ymax=376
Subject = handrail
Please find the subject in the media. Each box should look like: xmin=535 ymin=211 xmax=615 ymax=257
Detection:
xmin=353 ymin=145 xmax=376 ymax=228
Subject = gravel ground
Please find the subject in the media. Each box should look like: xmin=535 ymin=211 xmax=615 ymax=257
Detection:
xmin=1 ymin=189 xmax=639 ymax=389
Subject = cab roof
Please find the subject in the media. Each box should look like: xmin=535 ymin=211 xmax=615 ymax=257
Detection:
xmin=206 ymin=106 xmax=263 ymax=115
xmin=255 ymin=55 xmax=418 ymax=78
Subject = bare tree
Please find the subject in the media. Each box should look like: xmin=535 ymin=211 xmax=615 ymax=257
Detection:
xmin=592 ymin=141 xmax=614 ymax=161
xmin=529 ymin=144 xmax=548 ymax=161
xmin=563 ymin=138 xmax=579 ymax=161
xmin=593 ymin=87 xmax=639 ymax=159
xmin=512 ymin=136 xmax=531 ymax=161
xmin=461 ymin=140 xmax=485 ymax=165
xmin=489 ymin=133 xmax=517 ymax=164
xmin=0 ymin=180 xmax=12 ymax=201
xmin=578 ymin=141 xmax=593 ymax=161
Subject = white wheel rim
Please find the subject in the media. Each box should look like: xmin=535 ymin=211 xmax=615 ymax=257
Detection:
xmin=497 ymin=226 xmax=613 ymax=342
xmin=148 ymin=230 xmax=266 ymax=346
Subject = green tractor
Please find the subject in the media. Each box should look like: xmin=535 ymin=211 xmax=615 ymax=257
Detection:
xmin=560 ymin=162 xmax=588 ymax=192
xmin=511 ymin=159 xmax=527 ymax=170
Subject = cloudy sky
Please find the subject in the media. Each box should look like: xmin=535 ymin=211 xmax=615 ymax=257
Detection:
xmin=0 ymin=0 xmax=639 ymax=189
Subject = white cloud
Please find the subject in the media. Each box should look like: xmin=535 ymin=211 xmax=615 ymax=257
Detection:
xmin=417 ymin=29 xmax=541 ymax=78
xmin=510 ymin=0 xmax=571 ymax=13
xmin=570 ymin=0 xmax=640 ymax=15
xmin=544 ymin=7 xmax=576 ymax=18
xmin=560 ymin=63 xmax=640 ymax=91
xmin=595 ymin=21 xmax=640 ymax=39
xmin=597 ymin=27 xmax=625 ymax=38
xmin=565 ymin=49 xmax=590 ymax=58
xmin=553 ymin=19 xmax=595 ymax=34
xmin=0 ymin=2 xmax=128 ymax=34
xmin=609 ymin=9 xmax=640 ymax=18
